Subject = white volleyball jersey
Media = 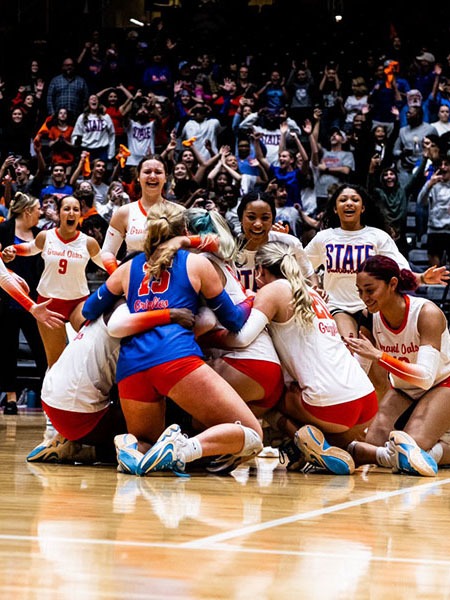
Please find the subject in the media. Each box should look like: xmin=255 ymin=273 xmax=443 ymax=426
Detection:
xmin=125 ymin=199 xmax=185 ymax=254
xmin=37 ymin=228 xmax=91 ymax=300
xmin=125 ymin=200 xmax=148 ymax=253
xmin=305 ymin=226 xmax=410 ymax=313
xmin=372 ymin=294 xmax=450 ymax=399
xmin=207 ymin=254 xmax=280 ymax=364
xmin=236 ymin=231 xmax=315 ymax=292
xmin=42 ymin=317 xmax=120 ymax=413
xmin=268 ymin=283 xmax=374 ymax=406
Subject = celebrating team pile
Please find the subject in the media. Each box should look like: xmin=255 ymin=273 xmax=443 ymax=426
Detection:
xmin=3 ymin=155 xmax=450 ymax=479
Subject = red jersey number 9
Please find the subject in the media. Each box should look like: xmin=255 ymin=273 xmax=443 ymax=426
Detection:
xmin=58 ymin=258 xmax=68 ymax=275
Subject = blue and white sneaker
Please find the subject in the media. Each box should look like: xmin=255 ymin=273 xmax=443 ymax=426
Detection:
xmin=389 ymin=430 xmax=438 ymax=477
xmin=27 ymin=433 xmax=90 ymax=463
xmin=138 ymin=424 xmax=189 ymax=477
xmin=295 ymin=425 xmax=355 ymax=475
xmin=114 ymin=433 xmax=144 ymax=475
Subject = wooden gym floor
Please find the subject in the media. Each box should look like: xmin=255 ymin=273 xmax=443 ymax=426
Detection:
xmin=1 ymin=411 xmax=450 ymax=599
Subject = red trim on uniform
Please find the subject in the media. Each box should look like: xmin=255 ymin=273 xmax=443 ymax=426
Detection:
xmin=300 ymin=390 xmax=378 ymax=428
xmin=118 ymin=356 xmax=204 ymax=403
xmin=221 ymin=357 xmax=284 ymax=409
xmin=137 ymin=200 xmax=148 ymax=217
xmin=55 ymin=228 xmax=81 ymax=244
xmin=380 ymin=294 xmax=410 ymax=334
xmin=37 ymin=295 xmax=88 ymax=321
xmin=42 ymin=401 xmax=109 ymax=440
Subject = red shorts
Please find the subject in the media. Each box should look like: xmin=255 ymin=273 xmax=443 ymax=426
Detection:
xmin=118 ymin=356 xmax=204 ymax=403
xmin=42 ymin=401 xmax=109 ymax=441
xmin=222 ymin=357 xmax=284 ymax=409
xmin=437 ymin=375 xmax=450 ymax=389
xmin=37 ymin=295 xmax=88 ymax=322
xmin=301 ymin=390 xmax=378 ymax=428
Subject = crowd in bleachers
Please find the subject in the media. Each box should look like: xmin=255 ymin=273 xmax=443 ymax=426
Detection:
xmin=1 ymin=20 xmax=450 ymax=259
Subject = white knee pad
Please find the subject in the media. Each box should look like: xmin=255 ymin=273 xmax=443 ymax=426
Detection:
xmin=236 ymin=423 xmax=263 ymax=457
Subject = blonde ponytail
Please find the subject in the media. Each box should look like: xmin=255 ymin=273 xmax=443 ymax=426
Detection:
xmin=144 ymin=202 xmax=187 ymax=279
xmin=256 ymin=241 xmax=314 ymax=328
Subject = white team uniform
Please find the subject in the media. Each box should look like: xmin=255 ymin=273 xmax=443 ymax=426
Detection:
xmin=268 ymin=282 xmax=374 ymax=406
xmin=372 ymin=294 xmax=450 ymax=400
xmin=37 ymin=228 xmax=91 ymax=300
xmin=305 ymin=226 xmax=410 ymax=313
xmin=207 ymin=254 xmax=280 ymax=365
xmin=125 ymin=199 xmax=185 ymax=254
xmin=236 ymin=231 xmax=315 ymax=292
xmin=125 ymin=200 xmax=148 ymax=253
xmin=42 ymin=317 xmax=120 ymax=413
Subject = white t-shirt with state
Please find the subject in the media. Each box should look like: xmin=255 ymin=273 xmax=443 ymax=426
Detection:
xmin=305 ymin=225 xmax=410 ymax=313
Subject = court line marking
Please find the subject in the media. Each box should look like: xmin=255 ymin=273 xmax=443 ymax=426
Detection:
xmin=1 ymin=477 xmax=449 ymax=563
xmin=180 ymin=476 xmax=450 ymax=547
xmin=0 ymin=534 xmax=449 ymax=568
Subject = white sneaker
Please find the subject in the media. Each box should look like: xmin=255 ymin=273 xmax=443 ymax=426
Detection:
xmin=114 ymin=433 xmax=144 ymax=475
xmin=389 ymin=431 xmax=438 ymax=477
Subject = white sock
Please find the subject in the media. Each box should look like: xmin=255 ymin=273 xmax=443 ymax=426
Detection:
xmin=429 ymin=442 xmax=443 ymax=464
xmin=376 ymin=443 xmax=394 ymax=467
xmin=43 ymin=415 xmax=56 ymax=442
xmin=182 ymin=438 xmax=203 ymax=463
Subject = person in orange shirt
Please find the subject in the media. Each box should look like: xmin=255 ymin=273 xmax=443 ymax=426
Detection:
xmin=35 ymin=108 xmax=76 ymax=172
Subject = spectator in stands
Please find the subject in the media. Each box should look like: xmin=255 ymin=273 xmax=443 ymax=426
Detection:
xmin=46 ymin=57 xmax=89 ymax=121
xmin=40 ymin=163 xmax=73 ymax=201
xmin=180 ymin=103 xmax=222 ymax=162
xmin=417 ymin=153 xmax=450 ymax=267
xmin=70 ymin=154 xmax=110 ymax=216
xmin=142 ymin=50 xmax=173 ymax=100
xmin=71 ymin=94 xmax=116 ymax=164
xmin=34 ymin=107 xmax=76 ymax=171
xmin=286 ymin=59 xmax=318 ymax=125
xmin=313 ymin=113 xmax=355 ymax=213
xmin=393 ymin=105 xmax=434 ymax=188
xmin=429 ymin=104 xmax=450 ymax=137
xmin=97 ymin=85 xmax=134 ymax=150
xmin=255 ymin=68 xmax=288 ymax=113
xmin=76 ymin=41 xmax=105 ymax=94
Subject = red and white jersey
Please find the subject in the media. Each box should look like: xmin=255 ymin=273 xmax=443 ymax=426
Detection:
xmin=268 ymin=283 xmax=374 ymax=406
xmin=372 ymin=294 xmax=450 ymax=399
xmin=42 ymin=317 xmax=119 ymax=413
xmin=305 ymin=226 xmax=410 ymax=313
xmin=207 ymin=254 xmax=280 ymax=364
xmin=125 ymin=200 xmax=148 ymax=253
xmin=37 ymin=228 xmax=91 ymax=300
